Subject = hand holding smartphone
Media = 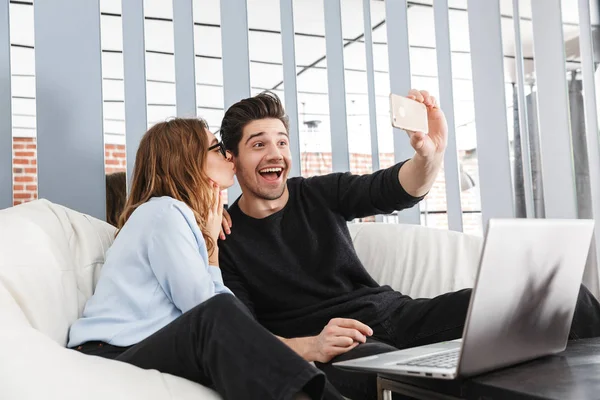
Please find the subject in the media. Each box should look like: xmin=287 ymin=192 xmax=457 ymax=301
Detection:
xmin=389 ymin=93 xmax=429 ymax=134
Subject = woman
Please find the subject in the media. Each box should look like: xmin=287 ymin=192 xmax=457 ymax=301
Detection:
xmin=68 ymin=118 xmax=340 ymax=400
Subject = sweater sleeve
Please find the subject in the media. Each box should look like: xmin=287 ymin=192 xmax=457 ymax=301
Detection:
xmin=148 ymin=204 xmax=232 ymax=314
xmin=303 ymin=161 xmax=424 ymax=221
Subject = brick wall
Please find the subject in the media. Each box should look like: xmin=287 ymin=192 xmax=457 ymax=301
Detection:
xmin=11 ymin=137 xmax=482 ymax=234
xmin=105 ymin=144 xmax=127 ymax=174
xmin=300 ymin=152 xmax=396 ymax=177
xmin=12 ymin=138 xmax=127 ymax=206
xmin=12 ymin=137 xmax=37 ymax=206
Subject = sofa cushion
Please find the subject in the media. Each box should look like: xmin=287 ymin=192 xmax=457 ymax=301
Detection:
xmin=348 ymin=222 xmax=483 ymax=298
xmin=0 ymin=326 xmax=220 ymax=400
xmin=0 ymin=200 xmax=115 ymax=345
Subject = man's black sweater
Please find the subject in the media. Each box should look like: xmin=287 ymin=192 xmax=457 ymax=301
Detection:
xmin=219 ymin=162 xmax=423 ymax=338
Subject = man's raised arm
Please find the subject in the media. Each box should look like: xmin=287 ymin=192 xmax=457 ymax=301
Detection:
xmin=397 ymin=88 xmax=448 ymax=198
xmin=302 ymin=88 xmax=448 ymax=221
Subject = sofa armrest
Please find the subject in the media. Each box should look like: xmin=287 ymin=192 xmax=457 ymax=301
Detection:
xmin=0 ymin=327 xmax=221 ymax=400
xmin=349 ymin=223 xmax=483 ymax=299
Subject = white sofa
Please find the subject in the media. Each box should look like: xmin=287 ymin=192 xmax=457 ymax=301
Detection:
xmin=0 ymin=199 xmax=483 ymax=400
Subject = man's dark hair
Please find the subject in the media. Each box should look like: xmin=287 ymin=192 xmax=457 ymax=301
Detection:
xmin=220 ymin=91 xmax=289 ymax=156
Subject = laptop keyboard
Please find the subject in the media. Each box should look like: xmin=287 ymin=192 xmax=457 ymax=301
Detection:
xmin=398 ymin=349 xmax=460 ymax=369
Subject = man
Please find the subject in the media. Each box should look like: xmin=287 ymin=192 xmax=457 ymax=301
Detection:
xmin=217 ymin=90 xmax=600 ymax=399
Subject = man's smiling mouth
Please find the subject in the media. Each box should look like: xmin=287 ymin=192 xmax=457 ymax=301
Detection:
xmin=258 ymin=167 xmax=284 ymax=181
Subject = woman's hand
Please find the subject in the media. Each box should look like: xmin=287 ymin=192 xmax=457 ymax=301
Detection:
xmin=219 ymin=208 xmax=232 ymax=240
xmin=207 ymin=182 xmax=224 ymax=247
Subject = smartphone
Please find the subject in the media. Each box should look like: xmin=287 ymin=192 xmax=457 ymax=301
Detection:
xmin=389 ymin=93 xmax=429 ymax=134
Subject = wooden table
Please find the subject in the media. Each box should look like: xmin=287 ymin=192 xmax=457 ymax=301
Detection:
xmin=377 ymin=338 xmax=600 ymax=400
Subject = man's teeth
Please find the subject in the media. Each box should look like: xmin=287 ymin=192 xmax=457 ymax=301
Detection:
xmin=260 ymin=168 xmax=283 ymax=173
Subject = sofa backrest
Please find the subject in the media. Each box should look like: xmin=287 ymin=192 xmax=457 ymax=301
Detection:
xmin=0 ymin=200 xmax=115 ymax=346
xmin=0 ymin=200 xmax=483 ymax=346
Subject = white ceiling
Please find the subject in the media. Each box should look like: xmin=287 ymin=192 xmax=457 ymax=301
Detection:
xmin=7 ymin=0 xmax=597 ymax=153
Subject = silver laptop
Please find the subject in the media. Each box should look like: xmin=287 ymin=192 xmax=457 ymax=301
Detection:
xmin=334 ymin=219 xmax=595 ymax=380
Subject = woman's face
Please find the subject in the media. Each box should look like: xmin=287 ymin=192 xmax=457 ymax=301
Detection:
xmin=205 ymin=130 xmax=235 ymax=189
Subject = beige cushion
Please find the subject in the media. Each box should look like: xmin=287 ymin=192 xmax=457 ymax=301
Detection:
xmin=348 ymin=222 xmax=482 ymax=298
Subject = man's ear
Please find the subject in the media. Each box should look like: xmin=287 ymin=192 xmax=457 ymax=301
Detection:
xmin=226 ymin=151 xmax=237 ymax=173
xmin=226 ymin=150 xmax=237 ymax=174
